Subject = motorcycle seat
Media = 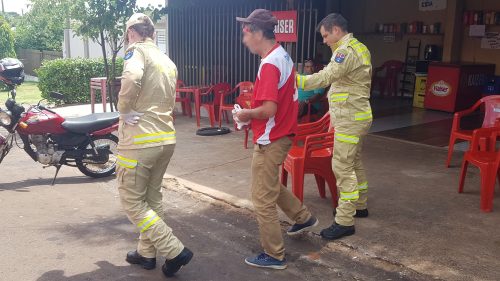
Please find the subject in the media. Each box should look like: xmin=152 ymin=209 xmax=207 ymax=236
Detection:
xmin=62 ymin=112 xmax=119 ymax=134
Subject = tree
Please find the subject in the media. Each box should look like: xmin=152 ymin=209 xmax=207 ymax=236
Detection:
xmin=14 ymin=0 xmax=71 ymax=51
xmin=0 ymin=15 xmax=15 ymax=58
xmin=70 ymin=0 xmax=137 ymax=111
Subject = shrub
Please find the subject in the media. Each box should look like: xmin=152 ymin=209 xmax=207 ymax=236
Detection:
xmin=0 ymin=16 xmax=16 ymax=58
xmin=36 ymin=58 xmax=124 ymax=104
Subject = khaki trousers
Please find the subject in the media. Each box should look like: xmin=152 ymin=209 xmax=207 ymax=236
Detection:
xmin=333 ymin=122 xmax=371 ymax=226
xmin=117 ymin=144 xmax=184 ymax=259
xmin=251 ymin=137 xmax=311 ymax=261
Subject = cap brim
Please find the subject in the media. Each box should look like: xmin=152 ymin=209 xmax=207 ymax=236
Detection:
xmin=236 ymin=17 xmax=252 ymax=23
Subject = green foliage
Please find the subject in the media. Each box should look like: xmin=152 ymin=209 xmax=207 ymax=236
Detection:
xmin=0 ymin=15 xmax=16 ymax=58
xmin=0 ymin=12 xmax=21 ymax=28
xmin=14 ymin=0 xmax=71 ymax=51
xmin=70 ymin=0 xmax=137 ymax=108
xmin=36 ymin=58 xmax=124 ymax=104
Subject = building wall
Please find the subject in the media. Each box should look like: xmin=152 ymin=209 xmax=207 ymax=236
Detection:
xmin=339 ymin=0 xmax=500 ymax=75
xmin=341 ymin=0 xmax=447 ymax=68
xmin=461 ymin=0 xmax=500 ymax=75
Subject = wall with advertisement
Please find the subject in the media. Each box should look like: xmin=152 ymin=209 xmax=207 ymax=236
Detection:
xmin=461 ymin=0 xmax=500 ymax=75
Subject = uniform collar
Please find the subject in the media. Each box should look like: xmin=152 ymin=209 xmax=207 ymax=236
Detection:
xmin=331 ymin=33 xmax=353 ymax=52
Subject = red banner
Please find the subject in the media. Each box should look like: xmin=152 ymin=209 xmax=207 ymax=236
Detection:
xmin=272 ymin=11 xmax=298 ymax=42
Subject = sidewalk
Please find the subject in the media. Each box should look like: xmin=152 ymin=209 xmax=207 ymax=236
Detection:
xmin=165 ymin=115 xmax=500 ymax=281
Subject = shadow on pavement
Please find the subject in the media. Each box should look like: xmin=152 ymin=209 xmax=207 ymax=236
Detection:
xmin=0 ymin=175 xmax=115 ymax=191
xmin=37 ymin=261 xmax=162 ymax=281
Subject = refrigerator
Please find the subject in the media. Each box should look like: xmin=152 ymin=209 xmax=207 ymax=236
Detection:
xmin=424 ymin=62 xmax=495 ymax=112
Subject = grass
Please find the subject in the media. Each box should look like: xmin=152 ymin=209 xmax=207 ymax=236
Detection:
xmin=0 ymin=82 xmax=43 ymax=106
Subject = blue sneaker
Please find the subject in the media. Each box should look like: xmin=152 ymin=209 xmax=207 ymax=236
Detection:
xmin=286 ymin=216 xmax=319 ymax=236
xmin=244 ymin=253 xmax=287 ymax=270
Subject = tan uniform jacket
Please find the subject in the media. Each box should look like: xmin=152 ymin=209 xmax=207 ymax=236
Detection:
xmin=117 ymin=38 xmax=177 ymax=150
xmin=297 ymin=33 xmax=372 ymax=133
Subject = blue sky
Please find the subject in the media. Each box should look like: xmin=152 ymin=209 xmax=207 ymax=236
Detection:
xmin=3 ymin=0 xmax=166 ymax=15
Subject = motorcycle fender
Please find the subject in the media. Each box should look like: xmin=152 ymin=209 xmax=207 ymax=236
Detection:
xmin=92 ymin=123 xmax=118 ymax=136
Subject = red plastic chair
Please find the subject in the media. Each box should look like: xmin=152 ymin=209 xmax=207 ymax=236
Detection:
xmin=371 ymin=60 xmax=403 ymax=97
xmin=458 ymin=127 xmax=500 ymax=212
xmin=293 ymin=113 xmax=331 ymax=147
xmin=175 ymin=80 xmax=192 ymax=118
xmin=446 ymin=95 xmax=500 ymax=167
xmin=281 ymin=130 xmax=338 ymax=207
xmin=298 ymin=95 xmax=329 ymax=124
xmin=219 ymin=81 xmax=253 ymax=127
xmin=198 ymin=83 xmax=231 ymax=127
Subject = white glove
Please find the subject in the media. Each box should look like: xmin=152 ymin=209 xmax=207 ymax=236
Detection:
xmin=120 ymin=110 xmax=144 ymax=126
xmin=232 ymin=104 xmax=251 ymax=130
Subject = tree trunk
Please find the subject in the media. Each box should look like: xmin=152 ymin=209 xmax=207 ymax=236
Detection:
xmin=99 ymin=30 xmax=113 ymax=112
xmin=110 ymin=49 xmax=118 ymax=110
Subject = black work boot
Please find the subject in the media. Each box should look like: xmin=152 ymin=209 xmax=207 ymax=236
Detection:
xmin=162 ymin=247 xmax=193 ymax=278
xmin=354 ymin=209 xmax=369 ymax=218
xmin=126 ymin=250 xmax=156 ymax=270
xmin=320 ymin=223 xmax=355 ymax=240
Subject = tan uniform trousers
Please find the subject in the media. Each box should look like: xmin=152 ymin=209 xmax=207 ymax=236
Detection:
xmin=117 ymin=144 xmax=184 ymax=259
xmin=333 ymin=122 xmax=371 ymax=226
xmin=251 ymin=137 xmax=311 ymax=261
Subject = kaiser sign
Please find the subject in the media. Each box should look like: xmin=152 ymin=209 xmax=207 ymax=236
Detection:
xmin=431 ymin=80 xmax=452 ymax=97
xmin=272 ymin=11 xmax=298 ymax=42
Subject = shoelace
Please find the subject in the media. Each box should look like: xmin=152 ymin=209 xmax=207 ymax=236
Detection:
xmin=256 ymin=253 xmax=269 ymax=261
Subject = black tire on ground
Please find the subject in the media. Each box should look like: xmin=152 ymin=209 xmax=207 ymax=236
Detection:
xmin=76 ymin=134 xmax=118 ymax=178
xmin=196 ymin=127 xmax=231 ymax=136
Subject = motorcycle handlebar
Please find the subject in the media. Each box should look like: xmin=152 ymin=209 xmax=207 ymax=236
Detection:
xmin=38 ymin=105 xmax=56 ymax=115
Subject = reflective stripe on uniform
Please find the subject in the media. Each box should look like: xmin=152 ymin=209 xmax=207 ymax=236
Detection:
xmin=358 ymin=181 xmax=368 ymax=191
xmin=117 ymin=155 xmax=138 ymax=169
xmin=329 ymin=93 xmax=349 ymax=102
xmin=297 ymin=75 xmax=306 ymax=89
xmin=335 ymin=133 xmax=360 ymax=144
xmin=133 ymin=131 xmax=176 ymax=145
xmin=349 ymin=39 xmax=371 ymax=65
xmin=137 ymin=210 xmax=160 ymax=233
xmin=340 ymin=190 xmax=359 ymax=201
xmin=355 ymin=110 xmax=373 ymax=121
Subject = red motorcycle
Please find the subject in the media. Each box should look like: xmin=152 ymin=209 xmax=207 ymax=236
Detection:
xmin=0 ymin=58 xmax=119 ymax=184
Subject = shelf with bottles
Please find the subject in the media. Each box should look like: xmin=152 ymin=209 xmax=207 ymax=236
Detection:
xmin=463 ymin=11 xmax=500 ymax=26
xmin=357 ymin=32 xmax=444 ymax=37
xmin=373 ymin=22 xmax=443 ymax=35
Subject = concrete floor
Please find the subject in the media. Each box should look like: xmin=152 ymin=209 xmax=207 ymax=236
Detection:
xmin=1 ymin=104 xmax=499 ymax=280
xmin=165 ymin=115 xmax=500 ymax=281
xmin=0 ymin=146 xmax=431 ymax=281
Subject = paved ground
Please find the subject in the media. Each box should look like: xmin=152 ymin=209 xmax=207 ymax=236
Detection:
xmin=164 ymin=115 xmax=500 ymax=281
xmin=1 ymin=107 xmax=500 ymax=280
xmin=0 ymin=147 xmax=433 ymax=281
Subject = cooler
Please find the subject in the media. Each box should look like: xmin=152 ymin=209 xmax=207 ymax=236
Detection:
xmin=413 ymin=74 xmax=427 ymax=108
xmin=424 ymin=62 xmax=495 ymax=112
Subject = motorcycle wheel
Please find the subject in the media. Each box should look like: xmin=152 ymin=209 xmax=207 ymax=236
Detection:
xmin=76 ymin=134 xmax=118 ymax=178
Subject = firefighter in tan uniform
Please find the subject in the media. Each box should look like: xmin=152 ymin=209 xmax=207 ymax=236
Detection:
xmin=117 ymin=13 xmax=192 ymax=278
xmin=297 ymin=14 xmax=372 ymax=240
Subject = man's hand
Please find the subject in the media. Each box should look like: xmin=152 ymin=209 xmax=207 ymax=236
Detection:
xmin=235 ymin=109 xmax=252 ymax=123
xmin=121 ymin=110 xmax=144 ymax=126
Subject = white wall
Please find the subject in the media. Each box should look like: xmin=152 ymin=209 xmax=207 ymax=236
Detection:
xmin=63 ymin=17 xmax=168 ymax=59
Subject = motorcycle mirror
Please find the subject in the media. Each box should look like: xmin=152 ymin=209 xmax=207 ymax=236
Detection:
xmin=49 ymin=92 xmax=65 ymax=100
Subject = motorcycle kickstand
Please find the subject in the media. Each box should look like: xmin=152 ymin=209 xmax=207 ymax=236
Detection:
xmin=51 ymin=165 xmax=62 ymax=186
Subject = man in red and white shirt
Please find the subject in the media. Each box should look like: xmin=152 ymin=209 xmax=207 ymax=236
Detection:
xmin=235 ymin=9 xmax=318 ymax=270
